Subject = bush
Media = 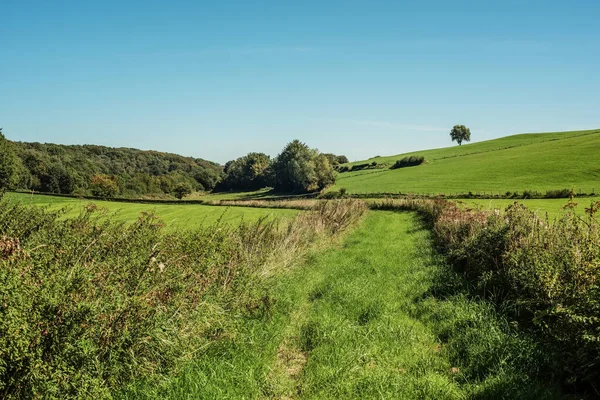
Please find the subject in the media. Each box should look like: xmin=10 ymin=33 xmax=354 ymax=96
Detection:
xmin=350 ymin=163 xmax=370 ymax=172
xmin=370 ymin=197 xmax=600 ymax=394
xmin=390 ymin=156 xmax=425 ymax=170
xmin=0 ymin=197 xmax=366 ymax=398
xmin=544 ymin=188 xmax=572 ymax=198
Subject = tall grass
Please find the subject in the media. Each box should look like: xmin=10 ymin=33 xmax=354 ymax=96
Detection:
xmin=371 ymin=197 xmax=600 ymax=395
xmin=0 ymin=196 xmax=366 ymax=399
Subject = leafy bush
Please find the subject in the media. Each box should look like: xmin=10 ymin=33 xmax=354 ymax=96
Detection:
xmin=370 ymin=197 xmax=600 ymax=394
xmin=390 ymin=156 xmax=425 ymax=170
xmin=0 ymin=196 xmax=366 ymax=398
xmin=544 ymin=188 xmax=572 ymax=198
xmin=350 ymin=163 xmax=370 ymax=172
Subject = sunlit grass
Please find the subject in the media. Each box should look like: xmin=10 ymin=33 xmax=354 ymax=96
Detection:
xmin=331 ymin=129 xmax=600 ymax=195
xmin=3 ymin=192 xmax=298 ymax=229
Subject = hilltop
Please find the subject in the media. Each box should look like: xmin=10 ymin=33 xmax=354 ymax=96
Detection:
xmin=330 ymin=129 xmax=600 ymax=195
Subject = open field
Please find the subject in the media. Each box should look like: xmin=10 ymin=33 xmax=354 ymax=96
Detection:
xmin=3 ymin=192 xmax=298 ymax=229
xmin=330 ymin=129 xmax=600 ymax=195
xmin=125 ymin=212 xmax=565 ymax=399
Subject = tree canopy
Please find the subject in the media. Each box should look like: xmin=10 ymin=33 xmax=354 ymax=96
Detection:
xmin=272 ymin=140 xmax=335 ymax=193
xmin=450 ymin=125 xmax=471 ymax=146
xmin=0 ymin=129 xmax=17 ymax=189
xmin=7 ymin=140 xmax=224 ymax=197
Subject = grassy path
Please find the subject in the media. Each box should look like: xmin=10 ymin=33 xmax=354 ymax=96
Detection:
xmin=125 ymin=211 xmax=566 ymax=399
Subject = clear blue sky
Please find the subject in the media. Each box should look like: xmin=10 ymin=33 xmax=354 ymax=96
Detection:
xmin=2 ymin=0 xmax=599 ymax=163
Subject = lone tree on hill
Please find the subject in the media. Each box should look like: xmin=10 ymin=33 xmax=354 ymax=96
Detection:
xmin=450 ymin=124 xmax=471 ymax=146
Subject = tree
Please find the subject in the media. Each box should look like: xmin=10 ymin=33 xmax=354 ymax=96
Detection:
xmin=216 ymin=152 xmax=271 ymax=191
xmin=272 ymin=140 xmax=336 ymax=193
xmin=0 ymin=128 xmax=17 ymax=189
xmin=173 ymin=182 xmax=192 ymax=199
xmin=450 ymin=125 xmax=471 ymax=146
xmin=90 ymin=174 xmax=119 ymax=197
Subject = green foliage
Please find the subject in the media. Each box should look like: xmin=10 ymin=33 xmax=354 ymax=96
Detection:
xmin=336 ymin=155 xmax=349 ymax=164
xmin=273 ymin=140 xmax=336 ymax=193
xmin=0 ymin=129 xmax=17 ymax=190
xmin=372 ymin=197 xmax=600 ymax=394
xmin=89 ymin=174 xmax=119 ymax=197
xmin=450 ymin=124 xmax=471 ymax=146
xmin=217 ymin=152 xmax=272 ymax=191
xmin=0 ymin=196 xmax=366 ymax=399
xmin=173 ymin=182 xmax=192 ymax=199
xmin=9 ymin=141 xmax=223 ymax=197
xmin=322 ymin=153 xmax=349 ymax=167
xmin=390 ymin=155 xmax=425 ymax=169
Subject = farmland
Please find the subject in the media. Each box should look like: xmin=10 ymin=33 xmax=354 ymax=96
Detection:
xmin=2 ymin=129 xmax=600 ymax=399
xmin=3 ymin=192 xmax=298 ymax=229
xmin=330 ymin=129 xmax=600 ymax=195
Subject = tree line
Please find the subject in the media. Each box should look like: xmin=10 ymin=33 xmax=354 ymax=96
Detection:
xmin=215 ymin=140 xmax=345 ymax=193
xmin=0 ymin=130 xmax=343 ymax=197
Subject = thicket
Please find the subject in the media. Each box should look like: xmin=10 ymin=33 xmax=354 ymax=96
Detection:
xmin=389 ymin=155 xmax=425 ymax=169
xmin=0 ymin=195 xmax=366 ymax=398
xmin=7 ymin=141 xmax=223 ymax=197
xmin=371 ymin=197 xmax=600 ymax=395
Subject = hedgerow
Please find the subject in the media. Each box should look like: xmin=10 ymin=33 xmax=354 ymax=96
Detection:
xmin=371 ymin=197 xmax=600 ymax=395
xmin=0 ymin=196 xmax=366 ymax=398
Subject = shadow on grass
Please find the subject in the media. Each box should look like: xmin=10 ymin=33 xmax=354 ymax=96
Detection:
xmin=400 ymin=213 xmax=578 ymax=400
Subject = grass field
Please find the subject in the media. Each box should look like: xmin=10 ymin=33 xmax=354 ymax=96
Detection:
xmin=330 ymin=129 xmax=600 ymax=195
xmin=123 ymin=212 xmax=564 ymax=399
xmin=3 ymin=192 xmax=298 ymax=229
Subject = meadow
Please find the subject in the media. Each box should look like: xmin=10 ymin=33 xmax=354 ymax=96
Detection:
xmin=123 ymin=212 xmax=566 ymax=399
xmin=3 ymin=192 xmax=298 ymax=229
xmin=330 ymin=129 xmax=600 ymax=195
xmin=2 ymin=129 xmax=600 ymax=399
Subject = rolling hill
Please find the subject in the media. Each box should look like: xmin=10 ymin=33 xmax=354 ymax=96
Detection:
xmin=330 ymin=129 xmax=600 ymax=195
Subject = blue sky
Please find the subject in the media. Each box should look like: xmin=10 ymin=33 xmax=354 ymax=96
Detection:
xmin=2 ymin=0 xmax=599 ymax=163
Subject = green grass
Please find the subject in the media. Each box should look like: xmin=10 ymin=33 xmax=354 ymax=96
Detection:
xmin=3 ymin=192 xmax=298 ymax=229
xmin=123 ymin=211 xmax=566 ymax=399
xmin=332 ymin=129 xmax=600 ymax=195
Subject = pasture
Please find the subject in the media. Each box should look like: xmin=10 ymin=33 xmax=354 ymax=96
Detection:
xmin=331 ymin=129 xmax=600 ymax=195
xmin=3 ymin=192 xmax=298 ymax=229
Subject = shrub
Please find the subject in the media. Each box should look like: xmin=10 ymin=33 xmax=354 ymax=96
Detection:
xmin=350 ymin=163 xmax=370 ymax=172
xmin=389 ymin=155 xmax=425 ymax=170
xmin=0 ymin=197 xmax=366 ymax=398
xmin=544 ymin=188 xmax=572 ymax=198
xmin=370 ymin=197 xmax=600 ymax=393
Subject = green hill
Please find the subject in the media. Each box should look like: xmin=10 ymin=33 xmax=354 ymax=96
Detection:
xmin=331 ymin=129 xmax=600 ymax=195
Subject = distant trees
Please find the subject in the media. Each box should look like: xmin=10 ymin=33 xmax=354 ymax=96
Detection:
xmin=216 ymin=141 xmax=337 ymax=194
xmin=0 ymin=128 xmax=17 ymax=189
xmin=322 ymin=153 xmax=349 ymax=167
xmin=7 ymin=141 xmax=224 ymax=197
xmin=217 ymin=152 xmax=272 ymax=191
xmin=450 ymin=125 xmax=471 ymax=146
xmin=173 ymin=182 xmax=193 ymax=199
xmin=89 ymin=175 xmax=119 ymax=198
xmin=272 ymin=140 xmax=335 ymax=193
